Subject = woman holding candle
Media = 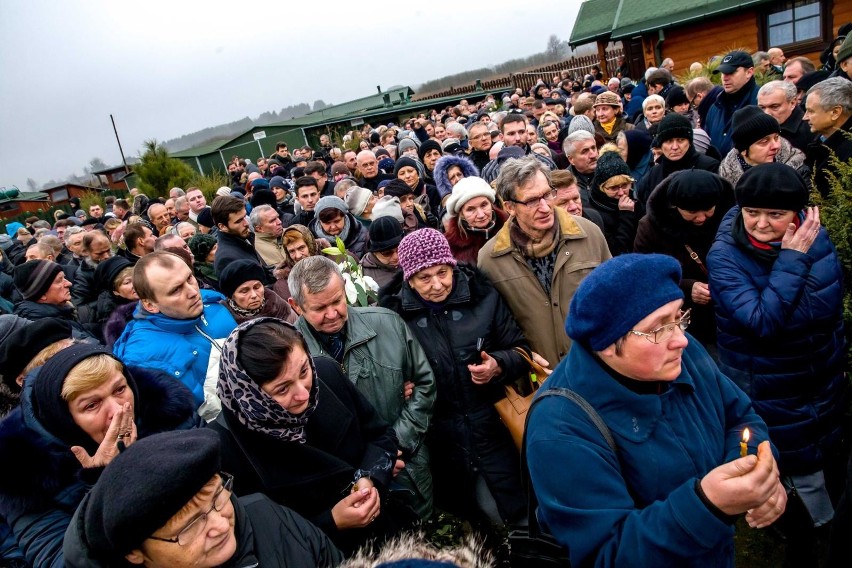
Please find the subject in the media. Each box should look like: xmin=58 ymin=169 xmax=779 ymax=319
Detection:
xmin=526 ymin=254 xmax=783 ymax=568
xmin=708 ymin=163 xmax=850 ymax=566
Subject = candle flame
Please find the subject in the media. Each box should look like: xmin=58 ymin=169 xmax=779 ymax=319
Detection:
xmin=743 ymin=428 xmax=750 ymax=443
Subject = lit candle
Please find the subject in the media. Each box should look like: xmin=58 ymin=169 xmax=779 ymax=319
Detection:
xmin=740 ymin=427 xmax=750 ymax=457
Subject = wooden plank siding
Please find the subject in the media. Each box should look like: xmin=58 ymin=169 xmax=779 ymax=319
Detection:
xmin=657 ymin=11 xmax=761 ymax=75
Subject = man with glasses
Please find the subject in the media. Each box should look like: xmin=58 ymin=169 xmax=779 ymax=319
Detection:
xmin=64 ymin=429 xmax=342 ymax=567
xmin=466 ymin=122 xmax=493 ymax=171
xmin=478 ymin=156 xmax=610 ymax=367
xmin=526 ymin=253 xmax=783 ymax=567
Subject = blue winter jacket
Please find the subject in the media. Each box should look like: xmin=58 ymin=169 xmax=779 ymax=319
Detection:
xmin=707 ymin=207 xmax=849 ymax=474
xmin=113 ymin=290 xmax=237 ymax=417
xmin=703 ymin=79 xmax=760 ymax=156
xmin=526 ymin=338 xmax=770 ymax=568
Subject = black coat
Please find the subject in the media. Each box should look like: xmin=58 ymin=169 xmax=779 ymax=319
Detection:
xmin=378 ymin=264 xmax=527 ymax=524
xmin=71 ymin=262 xmax=97 ymax=308
xmin=634 ymin=147 xmax=720 ymax=205
xmin=63 ymin=492 xmax=343 ymax=568
xmin=633 ymin=173 xmax=736 ymax=345
xmin=308 ymin=212 xmax=370 ymax=261
xmin=780 ymin=106 xmax=817 ymax=153
xmin=213 ymin=231 xmax=272 ymax=284
xmin=13 ymin=301 xmax=97 ymax=342
xmin=210 ymin=356 xmax=399 ymax=556
xmin=587 ymin=183 xmax=641 ymax=257
xmin=807 ymin=114 xmax=852 ymax=198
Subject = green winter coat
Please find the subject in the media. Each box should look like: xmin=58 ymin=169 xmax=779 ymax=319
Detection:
xmin=298 ymin=307 xmax=436 ymax=519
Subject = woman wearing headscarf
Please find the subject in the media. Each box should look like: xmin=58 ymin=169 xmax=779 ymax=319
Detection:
xmin=218 ymin=259 xmax=296 ymax=324
xmin=308 ymin=196 xmax=369 ymax=260
xmin=718 ymin=106 xmax=807 ymax=188
xmin=708 ymin=164 xmax=850 ymax=566
xmin=616 ymin=129 xmax=653 ymax=184
xmin=378 ymin=229 xmax=528 ymax=535
xmin=394 ymin=156 xmax=442 ymax=219
xmin=443 ymin=177 xmax=509 ymax=264
xmin=211 ymin=318 xmax=402 ymax=556
xmin=0 ymin=344 xmax=197 ymax=567
xmin=634 ymin=170 xmax=735 ymax=349
xmin=77 ymin=256 xmax=137 ymax=342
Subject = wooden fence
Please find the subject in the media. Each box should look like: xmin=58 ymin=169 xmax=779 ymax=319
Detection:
xmin=413 ymin=48 xmax=624 ymax=101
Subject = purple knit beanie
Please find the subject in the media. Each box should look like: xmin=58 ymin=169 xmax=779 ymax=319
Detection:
xmin=397 ymin=228 xmax=457 ymax=281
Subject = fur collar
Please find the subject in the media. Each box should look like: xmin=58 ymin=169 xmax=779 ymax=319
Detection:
xmin=433 ymin=155 xmax=480 ymax=198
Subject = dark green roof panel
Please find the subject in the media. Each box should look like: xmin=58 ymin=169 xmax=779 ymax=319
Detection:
xmin=570 ymin=0 xmax=621 ymax=45
xmin=610 ymin=0 xmax=771 ymax=39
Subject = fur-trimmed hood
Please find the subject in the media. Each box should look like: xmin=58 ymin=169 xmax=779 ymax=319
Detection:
xmin=433 ymin=155 xmax=480 ymax=199
xmin=0 ymin=365 xmax=198 ymax=523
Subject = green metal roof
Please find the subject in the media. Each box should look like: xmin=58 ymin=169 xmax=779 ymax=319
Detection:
xmin=610 ymin=0 xmax=771 ymax=39
xmin=261 ymin=86 xmax=415 ymax=129
xmin=169 ymin=139 xmax=232 ymax=158
xmin=570 ymin=0 xmax=621 ymax=45
xmin=0 ymin=191 xmax=49 ymax=202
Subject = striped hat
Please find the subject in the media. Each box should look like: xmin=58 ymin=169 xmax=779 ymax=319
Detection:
xmin=13 ymin=260 xmax=64 ymax=301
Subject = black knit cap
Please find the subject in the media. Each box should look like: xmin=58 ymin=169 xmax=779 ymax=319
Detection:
xmin=0 ymin=318 xmax=72 ymax=390
xmin=94 ymin=256 xmax=133 ymax=294
xmin=81 ymin=429 xmax=221 ymax=557
xmin=196 ymin=207 xmax=215 ymax=229
xmin=188 ymin=233 xmax=217 ymax=263
xmin=654 ymin=112 xmax=693 ymax=147
xmin=218 ymin=259 xmax=267 ymax=298
xmin=393 ymin=156 xmax=420 ymax=177
xmin=593 ymin=151 xmax=632 ymax=186
xmin=666 ymin=170 xmax=727 ymax=212
xmin=31 ymin=343 xmax=138 ymax=456
xmin=249 ymin=188 xmax=277 ymax=209
xmin=731 ymin=106 xmax=780 ymax=152
xmin=368 ymin=216 xmax=404 ymax=253
xmin=665 ymin=85 xmax=689 ymax=110
xmin=735 ymin=162 xmax=809 ymax=212
xmin=13 ymin=260 xmax=64 ymax=301
xmin=418 ymin=139 xmax=442 ymax=162
xmin=382 ymin=179 xmax=415 ymax=198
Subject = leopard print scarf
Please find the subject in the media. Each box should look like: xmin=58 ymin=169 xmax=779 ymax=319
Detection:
xmin=218 ymin=318 xmax=318 ymax=443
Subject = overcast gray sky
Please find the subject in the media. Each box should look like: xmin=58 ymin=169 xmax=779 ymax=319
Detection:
xmin=0 ymin=0 xmax=582 ymax=191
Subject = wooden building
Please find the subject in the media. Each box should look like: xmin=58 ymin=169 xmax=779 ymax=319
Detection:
xmin=0 ymin=189 xmax=51 ymax=221
xmin=570 ymin=0 xmax=851 ymax=79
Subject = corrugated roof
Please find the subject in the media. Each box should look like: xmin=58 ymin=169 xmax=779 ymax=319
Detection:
xmin=610 ymin=0 xmax=771 ymax=39
xmin=569 ymin=0 xmax=621 ymax=45
xmin=0 ymin=191 xmax=49 ymax=202
xmin=169 ymin=139 xmax=232 ymax=158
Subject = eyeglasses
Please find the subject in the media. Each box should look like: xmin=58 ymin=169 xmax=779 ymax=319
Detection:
xmin=508 ymin=189 xmax=557 ymax=209
xmin=148 ymin=472 xmax=233 ymax=546
xmin=601 ymin=181 xmax=634 ymax=195
xmin=628 ymin=309 xmax=691 ymax=344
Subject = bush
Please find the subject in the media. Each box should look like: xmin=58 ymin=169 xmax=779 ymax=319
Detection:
xmin=186 ymin=169 xmax=231 ymax=202
xmin=134 ymin=140 xmax=196 ymax=198
xmin=811 ymin=136 xmax=852 ymax=363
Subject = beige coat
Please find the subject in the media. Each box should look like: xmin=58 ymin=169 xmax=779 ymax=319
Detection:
xmin=478 ymin=208 xmax=610 ymax=366
xmin=254 ymin=231 xmax=287 ymax=266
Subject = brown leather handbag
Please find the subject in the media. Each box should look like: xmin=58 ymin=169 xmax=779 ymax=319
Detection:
xmin=494 ymin=347 xmax=550 ymax=450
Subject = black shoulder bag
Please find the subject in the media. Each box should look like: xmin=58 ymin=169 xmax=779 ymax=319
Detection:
xmin=508 ymin=387 xmax=617 ymax=568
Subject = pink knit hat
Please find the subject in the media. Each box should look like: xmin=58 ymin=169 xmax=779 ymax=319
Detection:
xmin=397 ymin=228 xmax=457 ymax=281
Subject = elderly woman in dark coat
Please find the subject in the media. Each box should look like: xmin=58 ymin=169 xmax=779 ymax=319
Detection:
xmin=707 ymin=163 xmax=850 ymax=566
xmin=634 ymin=170 xmax=736 ymax=348
xmin=379 ymin=229 xmax=528 ymax=531
xmin=0 ymin=344 xmax=197 ymax=567
xmin=586 ymin=150 xmax=640 ymax=256
xmin=211 ymin=318 xmax=403 ymax=556
xmin=218 ymin=259 xmax=296 ymax=324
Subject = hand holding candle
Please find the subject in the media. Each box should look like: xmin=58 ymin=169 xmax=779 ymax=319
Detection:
xmin=740 ymin=427 xmax=750 ymax=457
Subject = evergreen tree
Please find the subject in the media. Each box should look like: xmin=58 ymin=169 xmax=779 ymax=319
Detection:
xmin=133 ymin=140 xmax=195 ymax=198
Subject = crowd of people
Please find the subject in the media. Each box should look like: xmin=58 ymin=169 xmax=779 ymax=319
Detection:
xmin=0 ymin=28 xmax=851 ymax=568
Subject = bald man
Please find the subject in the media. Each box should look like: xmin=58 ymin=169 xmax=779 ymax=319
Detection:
xmin=356 ymin=150 xmax=393 ymax=191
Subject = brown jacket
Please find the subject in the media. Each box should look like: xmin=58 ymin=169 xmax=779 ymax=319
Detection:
xmin=254 ymin=231 xmax=287 ymax=266
xmin=477 ymin=208 xmax=611 ymax=366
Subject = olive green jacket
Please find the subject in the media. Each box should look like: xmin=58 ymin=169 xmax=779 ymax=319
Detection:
xmin=478 ymin=208 xmax=611 ymax=367
xmin=297 ymin=307 xmax=436 ymax=519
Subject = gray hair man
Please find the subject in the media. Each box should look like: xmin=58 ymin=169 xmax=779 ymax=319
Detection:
xmin=758 ymin=80 xmax=815 ymax=151
xmin=477 ymin=156 xmax=611 ymax=366
xmin=250 ymin=204 xmax=286 ymax=266
xmin=288 ymin=255 xmax=436 ymax=520
xmin=804 ymin=78 xmax=852 ymax=198
xmin=563 ymin=130 xmax=599 ymax=206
